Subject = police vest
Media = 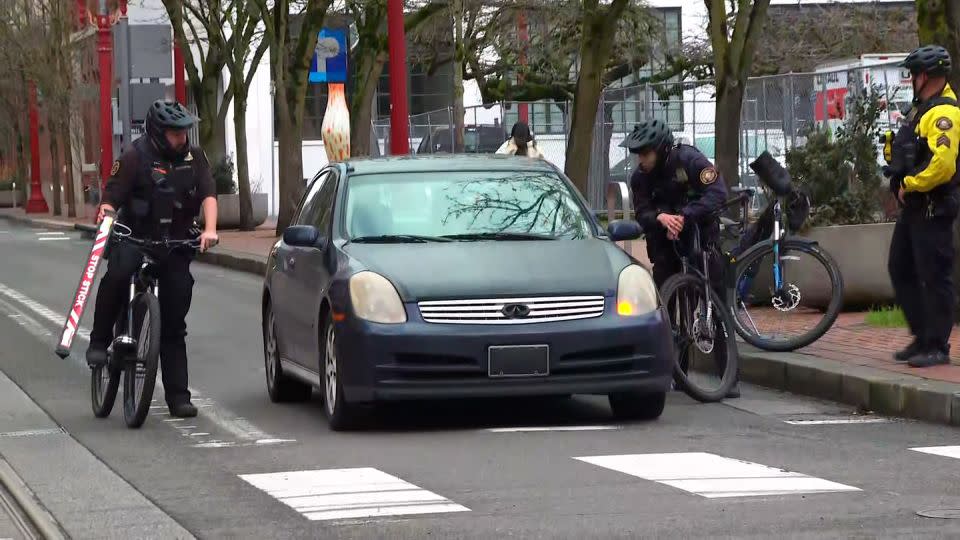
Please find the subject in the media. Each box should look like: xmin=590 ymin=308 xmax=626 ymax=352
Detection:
xmin=122 ymin=139 xmax=202 ymax=239
xmin=905 ymin=96 xmax=960 ymax=217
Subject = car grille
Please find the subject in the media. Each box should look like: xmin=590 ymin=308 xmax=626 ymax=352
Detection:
xmin=417 ymin=295 xmax=605 ymax=325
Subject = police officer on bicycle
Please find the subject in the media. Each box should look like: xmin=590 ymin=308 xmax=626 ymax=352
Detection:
xmin=86 ymin=100 xmax=219 ymax=418
xmin=883 ymin=45 xmax=960 ymax=368
xmin=621 ymin=119 xmax=739 ymax=397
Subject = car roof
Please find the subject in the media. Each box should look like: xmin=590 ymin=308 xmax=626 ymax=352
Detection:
xmin=341 ymin=154 xmax=558 ymax=176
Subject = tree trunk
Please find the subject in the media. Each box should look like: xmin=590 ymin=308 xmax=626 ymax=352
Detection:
xmin=916 ymin=0 xmax=960 ymax=90
xmin=715 ymin=78 xmax=745 ymax=189
xmin=49 ymin=119 xmax=62 ymax=216
xmin=452 ymin=0 xmax=465 ymax=153
xmin=60 ymin=118 xmax=75 ymax=218
xmin=194 ymin=76 xmax=227 ymax=164
xmin=564 ymin=49 xmax=604 ymax=196
xmin=275 ymin=102 xmax=305 ymax=233
xmin=234 ymin=91 xmax=255 ymax=231
xmin=350 ymin=52 xmax=387 ymax=157
xmin=915 ymin=0 xmax=960 ymax=317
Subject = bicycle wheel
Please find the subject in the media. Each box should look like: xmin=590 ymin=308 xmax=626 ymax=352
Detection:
xmin=661 ymin=273 xmax=739 ymax=403
xmin=123 ymin=292 xmax=161 ymax=428
xmin=729 ymin=240 xmax=843 ymax=352
xmin=91 ymin=314 xmax=125 ymax=418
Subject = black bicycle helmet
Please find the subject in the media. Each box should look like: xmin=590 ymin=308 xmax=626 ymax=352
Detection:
xmin=619 ymin=119 xmax=674 ymax=153
xmin=145 ymin=100 xmax=196 ymax=160
xmin=900 ymin=45 xmax=952 ymax=77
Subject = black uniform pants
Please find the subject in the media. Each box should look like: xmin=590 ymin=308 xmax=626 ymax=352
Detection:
xmin=89 ymin=242 xmax=196 ymax=406
xmin=888 ymin=214 xmax=956 ymax=353
xmin=645 ymin=223 xmax=724 ymax=295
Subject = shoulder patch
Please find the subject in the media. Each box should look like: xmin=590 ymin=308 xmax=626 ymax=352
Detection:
xmin=700 ymin=167 xmax=718 ymax=185
xmin=937 ymin=134 xmax=951 ymax=148
xmin=936 ymin=117 xmax=954 ymax=131
xmin=110 ymin=160 xmax=120 ymax=176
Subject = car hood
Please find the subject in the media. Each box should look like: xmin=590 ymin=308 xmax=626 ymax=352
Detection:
xmin=342 ymin=239 xmax=630 ymax=301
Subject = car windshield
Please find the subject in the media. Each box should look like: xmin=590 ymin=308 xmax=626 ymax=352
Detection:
xmin=345 ymin=170 xmax=594 ymax=241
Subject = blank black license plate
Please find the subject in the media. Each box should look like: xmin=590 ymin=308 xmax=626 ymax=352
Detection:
xmin=488 ymin=345 xmax=550 ymax=378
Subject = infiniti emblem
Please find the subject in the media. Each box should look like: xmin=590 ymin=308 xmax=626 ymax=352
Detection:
xmin=501 ymin=303 xmax=531 ymax=319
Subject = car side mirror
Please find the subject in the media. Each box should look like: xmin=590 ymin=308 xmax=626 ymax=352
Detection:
xmin=283 ymin=225 xmax=325 ymax=248
xmin=607 ymin=219 xmax=642 ymax=242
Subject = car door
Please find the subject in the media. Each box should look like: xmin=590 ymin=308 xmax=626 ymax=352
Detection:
xmin=287 ymin=168 xmax=340 ymax=367
xmin=272 ymin=170 xmax=329 ymax=361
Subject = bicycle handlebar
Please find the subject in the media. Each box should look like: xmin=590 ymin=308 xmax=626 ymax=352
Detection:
xmin=112 ymin=222 xmax=214 ymax=251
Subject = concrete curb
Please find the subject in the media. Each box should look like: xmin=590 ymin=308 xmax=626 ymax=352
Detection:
xmin=0 ymin=457 xmax=66 ymax=540
xmin=740 ymin=348 xmax=960 ymax=427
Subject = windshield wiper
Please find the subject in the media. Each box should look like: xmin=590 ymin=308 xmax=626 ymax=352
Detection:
xmin=350 ymin=234 xmax=452 ymax=244
xmin=441 ymin=232 xmax=559 ymax=241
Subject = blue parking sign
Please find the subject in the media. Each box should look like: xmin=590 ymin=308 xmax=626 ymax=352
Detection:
xmin=310 ymin=28 xmax=348 ymax=83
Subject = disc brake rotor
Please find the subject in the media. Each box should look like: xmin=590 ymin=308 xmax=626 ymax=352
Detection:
xmin=692 ymin=310 xmax=715 ymax=354
xmin=772 ymin=283 xmax=801 ymax=312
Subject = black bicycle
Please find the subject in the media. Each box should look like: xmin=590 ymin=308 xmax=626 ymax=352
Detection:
xmin=659 ymin=213 xmax=743 ymax=403
xmin=722 ymin=152 xmax=845 ymax=352
xmin=90 ymin=223 xmax=205 ymax=428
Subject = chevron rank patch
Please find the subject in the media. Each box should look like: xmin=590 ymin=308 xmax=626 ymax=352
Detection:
xmin=936 ymin=117 xmax=953 ymax=131
xmin=110 ymin=160 xmax=120 ymax=176
xmin=700 ymin=167 xmax=718 ymax=185
xmin=937 ymin=134 xmax=951 ymax=148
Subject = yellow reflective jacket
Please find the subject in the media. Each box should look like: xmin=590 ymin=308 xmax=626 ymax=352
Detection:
xmin=903 ymin=84 xmax=960 ymax=193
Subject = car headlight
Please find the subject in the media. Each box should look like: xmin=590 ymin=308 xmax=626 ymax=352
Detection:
xmin=349 ymin=271 xmax=407 ymax=324
xmin=616 ymin=264 xmax=658 ymax=317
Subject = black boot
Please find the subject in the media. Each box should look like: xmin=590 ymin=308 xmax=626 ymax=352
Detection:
xmin=168 ymin=401 xmax=197 ymax=418
xmin=85 ymin=343 xmax=108 ymax=368
xmin=894 ymin=340 xmax=923 ymax=362
xmin=908 ymin=350 xmax=950 ymax=368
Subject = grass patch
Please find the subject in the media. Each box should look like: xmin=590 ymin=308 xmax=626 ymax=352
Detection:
xmin=865 ymin=306 xmax=907 ymax=328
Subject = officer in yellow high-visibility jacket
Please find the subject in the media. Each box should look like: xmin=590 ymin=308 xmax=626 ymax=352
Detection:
xmin=884 ymin=45 xmax=960 ymax=367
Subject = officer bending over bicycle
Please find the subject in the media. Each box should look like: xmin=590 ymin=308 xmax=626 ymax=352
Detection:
xmin=621 ymin=119 xmax=739 ymax=398
xmin=86 ymin=100 xmax=219 ymax=418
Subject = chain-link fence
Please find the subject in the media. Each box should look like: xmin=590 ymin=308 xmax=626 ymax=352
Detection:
xmin=372 ymin=60 xmax=911 ymax=211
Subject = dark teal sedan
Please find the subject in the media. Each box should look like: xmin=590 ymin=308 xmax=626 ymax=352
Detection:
xmin=261 ymin=155 xmax=674 ymax=430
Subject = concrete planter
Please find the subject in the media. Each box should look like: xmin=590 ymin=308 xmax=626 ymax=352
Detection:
xmin=752 ymin=223 xmax=895 ymax=309
xmin=199 ymin=193 xmax=268 ymax=229
xmin=0 ymin=191 xmax=23 ymax=208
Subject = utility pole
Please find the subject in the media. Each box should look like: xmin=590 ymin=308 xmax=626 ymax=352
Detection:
xmin=387 ymin=0 xmax=410 ymax=155
xmin=24 ymin=0 xmax=49 ymax=213
xmin=96 ymin=0 xmax=114 ymax=190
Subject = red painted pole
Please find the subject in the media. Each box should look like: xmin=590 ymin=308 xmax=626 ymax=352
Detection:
xmin=97 ymin=14 xmax=113 ymax=190
xmin=174 ymin=43 xmax=187 ymax=104
xmin=387 ymin=0 xmax=410 ymax=155
xmin=518 ymin=11 xmax=529 ymax=124
xmin=25 ymin=80 xmax=49 ymax=214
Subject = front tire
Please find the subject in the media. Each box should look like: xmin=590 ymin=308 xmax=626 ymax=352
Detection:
xmin=321 ymin=314 xmax=362 ymax=431
xmin=609 ymin=391 xmax=666 ymax=421
xmin=123 ymin=293 xmax=161 ymax=429
xmin=263 ymin=306 xmax=312 ymax=403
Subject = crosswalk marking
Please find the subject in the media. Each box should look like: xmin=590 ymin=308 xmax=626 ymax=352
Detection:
xmin=574 ymin=452 xmax=861 ymax=498
xmin=910 ymin=446 xmax=960 ymax=460
xmin=239 ymin=468 xmax=470 ymax=521
xmin=487 ymin=425 xmax=620 ymax=433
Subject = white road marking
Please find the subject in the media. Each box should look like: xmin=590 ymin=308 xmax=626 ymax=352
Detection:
xmin=189 ymin=432 xmax=210 ymax=437
xmin=574 ymin=452 xmax=861 ymax=498
xmin=0 ymin=281 xmax=294 ymax=447
xmin=0 ymin=428 xmax=66 ymax=438
xmin=38 ymin=237 xmax=70 ymax=242
xmin=239 ymin=468 xmax=470 ymax=521
xmin=910 ymin=446 xmax=960 ymax=460
xmin=0 ymin=296 xmax=52 ymax=341
xmin=486 ymin=425 xmax=620 ymax=433
xmin=36 ymin=231 xmax=65 ymax=236
xmin=783 ymin=418 xmax=889 ymax=425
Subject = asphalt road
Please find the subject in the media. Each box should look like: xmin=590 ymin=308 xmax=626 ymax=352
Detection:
xmin=1 ymin=221 xmax=960 ymax=539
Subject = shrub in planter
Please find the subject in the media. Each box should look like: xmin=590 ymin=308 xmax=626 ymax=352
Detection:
xmin=212 ymin=156 xmax=237 ymax=195
xmin=785 ymin=86 xmax=888 ymax=228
